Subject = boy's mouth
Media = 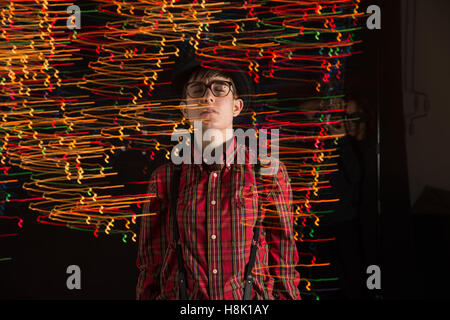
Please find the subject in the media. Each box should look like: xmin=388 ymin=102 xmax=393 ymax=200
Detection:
xmin=200 ymin=109 xmax=217 ymax=115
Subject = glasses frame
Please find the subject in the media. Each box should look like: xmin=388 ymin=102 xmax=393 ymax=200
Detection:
xmin=184 ymin=80 xmax=234 ymax=99
xmin=344 ymin=112 xmax=368 ymax=123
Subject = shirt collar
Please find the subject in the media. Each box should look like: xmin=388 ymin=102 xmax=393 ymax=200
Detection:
xmin=191 ymin=135 xmax=239 ymax=172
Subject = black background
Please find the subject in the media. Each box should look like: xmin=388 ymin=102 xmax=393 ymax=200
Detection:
xmin=1 ymin=0 xmax=449 ymax=300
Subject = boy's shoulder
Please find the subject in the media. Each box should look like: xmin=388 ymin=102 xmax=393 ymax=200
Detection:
xmin=150 ymin=162 xmax=175 ymax=178
xmin=147 ymin=162 xmax=177 ymax=200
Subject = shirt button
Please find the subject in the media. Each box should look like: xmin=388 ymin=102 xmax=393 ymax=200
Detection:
xmin=212 ymin=269 xmax=218 ymax=274
xmin=211 ymin=234 xmax=216 ymax=240
xmin=213 ymin=172 xmax=217 ymax=178
xmin=211 ymin=200 xmax=216 ymax=205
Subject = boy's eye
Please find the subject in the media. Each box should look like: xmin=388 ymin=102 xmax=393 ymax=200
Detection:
xmin=188 ymin=83 xmax=204 ymax=94
xmin=211 ymin=82 xmax=228 ymax=92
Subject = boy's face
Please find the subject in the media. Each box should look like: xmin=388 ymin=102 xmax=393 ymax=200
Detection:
xmin=345 ymin=99 xmax=366 ymax=140
xmin=180 ymin=74 xmax=244 ymax=131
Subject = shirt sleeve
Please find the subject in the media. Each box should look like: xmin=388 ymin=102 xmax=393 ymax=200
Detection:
xmin=136 ymin=168 xmax=165 ymax=300
xmin=264 ymin=161 xmax=301 ymax=300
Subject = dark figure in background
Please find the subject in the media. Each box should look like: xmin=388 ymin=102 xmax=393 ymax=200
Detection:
xmin=318 ymin=93 xmax=378 ymax=300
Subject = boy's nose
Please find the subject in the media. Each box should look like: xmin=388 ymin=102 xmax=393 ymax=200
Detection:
xmin=200 ymin=87 xmax=215 ymax=104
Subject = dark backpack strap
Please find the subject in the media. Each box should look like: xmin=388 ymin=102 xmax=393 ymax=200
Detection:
xmin=243 ymin=160 xmax=263 ymax=300
xmin=170 ymin=165 xmax=188 ymax=300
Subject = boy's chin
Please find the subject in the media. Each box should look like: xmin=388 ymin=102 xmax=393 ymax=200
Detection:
xmin=201 ymin=120 xmax=227 ymax=130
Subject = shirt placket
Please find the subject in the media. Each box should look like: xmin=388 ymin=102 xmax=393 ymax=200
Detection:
xmin=207 ymin=168 xmax=220 ymax=299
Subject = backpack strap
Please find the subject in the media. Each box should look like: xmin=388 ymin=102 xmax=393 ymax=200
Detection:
xmin=170 ymin=165 xmax=188 ymax=299
xmin=243 ymin=160 xmax=263 ymax=300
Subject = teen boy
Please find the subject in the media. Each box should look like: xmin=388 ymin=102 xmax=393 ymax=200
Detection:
xmin=136 ymin=61 xmax=301 ymax=300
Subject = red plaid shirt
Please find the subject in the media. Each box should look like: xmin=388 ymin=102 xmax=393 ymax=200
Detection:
xmin=136 ymin=139 xmax=301 ymax=300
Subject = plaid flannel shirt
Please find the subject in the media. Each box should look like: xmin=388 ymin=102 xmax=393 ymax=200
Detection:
xmin=136 ymin=139 xmax=301 ymax=300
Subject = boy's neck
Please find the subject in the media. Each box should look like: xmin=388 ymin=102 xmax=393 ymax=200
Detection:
xmin=194 ymin=126 xmax=234 ymax=153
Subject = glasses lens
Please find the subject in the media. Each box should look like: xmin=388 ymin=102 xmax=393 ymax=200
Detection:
xmin=211 ymin=81 xmax=230 ymax=97
xmin=186 ymin=83 xmax=205 ymax=98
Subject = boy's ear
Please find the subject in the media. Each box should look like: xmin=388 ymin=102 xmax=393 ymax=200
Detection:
xmin=233 ymin=98 xmax=244 ymax=117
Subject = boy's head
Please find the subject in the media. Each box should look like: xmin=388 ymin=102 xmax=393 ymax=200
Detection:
xmin=178 ymin=66 xmax=244 ymax=131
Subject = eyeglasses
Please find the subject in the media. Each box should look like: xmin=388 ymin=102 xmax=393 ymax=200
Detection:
xmin=185 ymin=80 xmax=234 ymax=99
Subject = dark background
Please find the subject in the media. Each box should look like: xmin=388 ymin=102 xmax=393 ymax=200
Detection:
xmin=1 ymin=0 xmax=449 ymax=300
